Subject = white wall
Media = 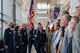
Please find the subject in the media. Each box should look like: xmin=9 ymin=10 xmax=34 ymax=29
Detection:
xmin=2 ymin=0 xmax=31 ymax=37
xmin=3 ymin=0 xmax=13 ymax=37
xmin=69 ymin=0 xmax=79 ymax=15
xmin=22 ymin=0 xmax=31 ymax=24
xmin=16 ymin=4 xmax=22 ymax=26
xmin=0 ymin=0 xmax=1 ymax=12
xmin=22 ymin=9 xmax=28 ymax=24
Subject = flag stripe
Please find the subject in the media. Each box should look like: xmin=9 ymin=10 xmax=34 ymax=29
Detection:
xmin=27 ymin=0 xmax=34 ymax=29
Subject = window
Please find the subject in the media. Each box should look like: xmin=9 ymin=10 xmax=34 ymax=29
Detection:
xmin=36 ymin=11 xmax=48 ymax=13
xmin=0 ymin=0 xmax=1 ymax=13
xmin=0 ymin=0 xmax=3 ymax=39
xmin=37 ymin=17 xmax=48 ymax=18
xmin=0 ymin=0 xmax=1 ymax=19
xmin=0 ymin=14 xmax=1 ymax=19
xmin=37 ymin=3 xmax=50 ymax=9
xmin=0 ymin=21 xmax=1 ymax=38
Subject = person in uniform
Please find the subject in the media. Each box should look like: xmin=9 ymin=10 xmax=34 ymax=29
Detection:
xmin=14 ymin=26 xmax=22 ymax=53
xmin=46 ymin=26 xmax=53 ymax=53
xmin=34 ymin=23 xmax=46 ymax=53
xmin=21 ymin=24 xmax=28 ymax=53
xmin=28 ymin=24 xmax=35 ymax=53
xmin=4 ymin=22 xmax=14 ymax=53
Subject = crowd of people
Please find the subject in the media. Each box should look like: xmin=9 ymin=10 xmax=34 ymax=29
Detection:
xmin=3 ymin=1 xmax=80 ymax=53
xmin=51 ymin=1 xmax=80 ymax=53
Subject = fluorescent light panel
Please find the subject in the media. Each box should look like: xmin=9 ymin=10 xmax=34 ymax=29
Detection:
xmin=37 ymin=3 xmax=50 ymax=9
xmin=36 ymin=11 xmax=47 ymax=13
xmin=37 ymin=17 xmax=48 ymax=18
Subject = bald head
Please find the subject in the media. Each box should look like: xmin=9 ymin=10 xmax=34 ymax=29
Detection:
xmin=8 ymin=22 xmax=14 ymax=28
xmin=76 ymin=1 xmax=80 ymax=18
xmin=22 ymin=23 xmax=26 ymax=29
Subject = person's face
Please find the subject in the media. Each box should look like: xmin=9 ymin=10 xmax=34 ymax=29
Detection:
xmin=10 ymin=22 xmax=14 ymax=28
xmin=18 ymin=26 xmax=21 ymax=32
xmin=59 ymin=12 xmax=64 ymax=19
xmin=46 ymin=27 xmax=50 ymax=31
xmin=76 ymin=2 xmax=80 ymax=18
xmin=60 ymin=16 xmax=68 ymax=27
xmin=31 ymin=25 xmax=34 ymax=29
xmin=54 ymin=23 xmax=59 ymax=30
xmin=69 ymin=18 xmax=76 ymax=31
xmin=38 ymin=24 xmax=42 ymax=29
xmin=51 ymin=27 xmax=54 ymax=31
xmin=22 ymin=24 xmax=26 ymax=28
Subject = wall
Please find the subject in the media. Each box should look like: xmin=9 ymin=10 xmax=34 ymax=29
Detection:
xmin=0 ymin=0 xmax=31 ymax=39
xmin=3 ymin=0 xmax=13 ymax=38
xmin=69 ymin=0 xmax=79 ymax=15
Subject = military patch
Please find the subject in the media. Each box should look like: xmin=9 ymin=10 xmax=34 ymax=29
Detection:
xmin=43 ymin=32 xmax=45 ymax=34
xmin=9 ymin=32 xmax=11 ymax=34
xmin=24 ymin=32 xmax=26 ymax=35
xmin=18 ymin=34 xmax=21 ymax=36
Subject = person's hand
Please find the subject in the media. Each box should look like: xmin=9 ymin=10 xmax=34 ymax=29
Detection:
xmin=4 ymin=45 xmax=8 ymax=48
xmin=22 ymin=42 xmax=24 ymax=44
xmin=45 ymin=42 xmax=47 ymax=45
xmin=34 ymin=34 xmax=38 ymax=38
xmin=16 ymin=46 xmax=19 ymax=48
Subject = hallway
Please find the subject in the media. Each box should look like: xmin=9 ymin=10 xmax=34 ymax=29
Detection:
xmin=0 ymin=0 xmax=80 ymax=53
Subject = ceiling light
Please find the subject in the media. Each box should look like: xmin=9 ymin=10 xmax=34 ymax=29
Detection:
xmin=37 ymin=17 xmax=48 ymax=18
xmin=37 ymin=3 xmax=50 ymax=9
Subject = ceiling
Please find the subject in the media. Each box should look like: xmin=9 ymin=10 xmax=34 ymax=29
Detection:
xmin=36 ymin=0 xmax=51 ymax=3
xmin=33 ymin=0 xmax=51 ymax=27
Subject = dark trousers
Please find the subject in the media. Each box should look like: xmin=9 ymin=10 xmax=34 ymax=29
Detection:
xmin=28 ymin=41 xmax=34 ymax=53
xmin=35 ymin=45 xmax=46 ymax=53
xmin=14 ymin=48 xmax=21 ymax=53
xmin=28 ymin=43 xmax=32 ymax=53
xmin=5 ymin=46 xmax=13 ymax=53
xmin=28 ymin=39 xmax=36 ymax=53
xmin=22 ymin=44 xmax=27 ymax=53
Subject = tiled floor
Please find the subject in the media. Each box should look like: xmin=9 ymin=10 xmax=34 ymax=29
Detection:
xmin=31 ymin=45 xmax=36 ymax=53
xmin=27 ymin=45 xmax=36 ymax=53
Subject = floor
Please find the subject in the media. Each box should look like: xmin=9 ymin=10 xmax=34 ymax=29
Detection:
xmin=27 ymin=45 xmax=36 ymax=53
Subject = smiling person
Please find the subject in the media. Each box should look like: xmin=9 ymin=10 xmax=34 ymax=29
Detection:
xmin=60 ymin=14 xmax=71 ymax=53
xmin=68 ymin=16 xmax=79 ymax=53
xmin=72 ymin=1 xmax=80 ymax=53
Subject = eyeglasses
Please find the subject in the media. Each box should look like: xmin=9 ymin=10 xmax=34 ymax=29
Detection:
xmin=76 ymin=6 xmax=80 ymax=9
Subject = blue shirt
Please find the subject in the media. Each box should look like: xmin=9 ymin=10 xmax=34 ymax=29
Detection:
xmin=54 ymin=32 xmax=61 ymax=46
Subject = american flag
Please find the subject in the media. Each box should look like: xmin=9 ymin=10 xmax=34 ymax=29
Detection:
xmin=28 ymin=5 xmax=35 ymax=21
xmin=27 ymin=0 xmax=35 ymax=29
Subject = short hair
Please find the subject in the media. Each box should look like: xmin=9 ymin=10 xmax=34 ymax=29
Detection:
xmin=60 ymin=26 xmax=65 ymax=36
xmin=64 ymin=14 xmax=71 ymax=22
xmin=8 ymin=22 xmax=14 ymax=26
xmin=38 ymin=23 xmax=41 ymax=25
xmin=22 ymin=23 xmax=26 ymax=26
xmin=60 ymin=26 xmax=65 ymax=32
xmin=54 ymin=19 xmax=60 ymax=27
xmin=72 ymin=16 xmax=79 ymax=24
xmin=61 ymin=11 xmax=69 ymax=15
xmin=15 ymin=26 xmax=20 ymax=31
xmin=57 ymin=23 xmax=60 ymax=28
